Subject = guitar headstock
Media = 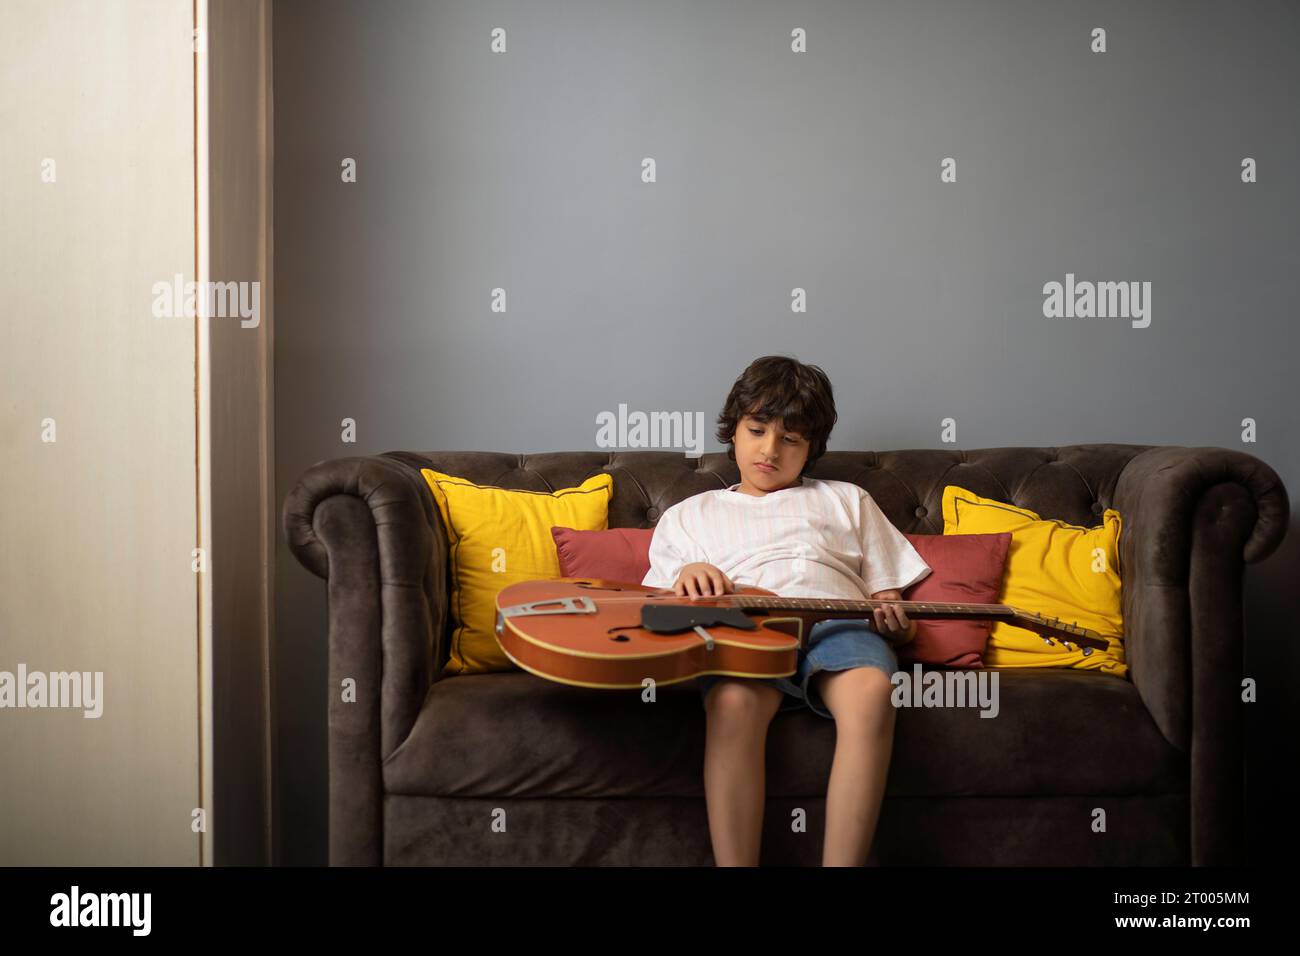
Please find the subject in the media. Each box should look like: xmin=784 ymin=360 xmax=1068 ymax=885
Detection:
xmin=1009 ymin=610 xmax=1109 ymax=653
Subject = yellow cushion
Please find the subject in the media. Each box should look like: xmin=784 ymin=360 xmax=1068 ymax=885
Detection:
xmin=941 ymin=485 xmax=1126 ymax=677
xmin=421 ymin=469 xmax=614 ymax=675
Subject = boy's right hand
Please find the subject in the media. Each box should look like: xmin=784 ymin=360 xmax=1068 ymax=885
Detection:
xmin=673 ymin=563 xmax=735 ymax=598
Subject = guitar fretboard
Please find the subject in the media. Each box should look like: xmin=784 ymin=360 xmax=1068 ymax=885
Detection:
xmin=730 ymin=596 xmax=1011 ymax=617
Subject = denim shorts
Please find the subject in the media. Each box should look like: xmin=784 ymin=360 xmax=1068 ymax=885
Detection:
xmin=696 ymin=618 xmax=899 ymax=720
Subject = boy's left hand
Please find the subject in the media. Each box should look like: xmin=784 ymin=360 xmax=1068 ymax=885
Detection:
xmin=870 ymin=590 xmax=913 ymax=641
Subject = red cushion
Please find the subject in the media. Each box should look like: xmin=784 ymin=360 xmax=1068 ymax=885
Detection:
xmin=897 ymin=532 xmax=1012 ymax=668
xmin=550 ymin=526 xmax=656 ymax=583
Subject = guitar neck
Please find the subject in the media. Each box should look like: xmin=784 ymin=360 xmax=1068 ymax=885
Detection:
xmin=730 ymin=595 xmax=1013 ymax=622
xmin=722 ymin=594 xmax=1107 ymax=650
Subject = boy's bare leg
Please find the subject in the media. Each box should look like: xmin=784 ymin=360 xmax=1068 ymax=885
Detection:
xmin=810 ymin=667 xmax=898 ymax=866
xmin=702 ymin=679 xmax=785 ymax=866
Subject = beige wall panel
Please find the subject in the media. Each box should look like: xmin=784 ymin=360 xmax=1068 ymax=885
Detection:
xmin=0 ymin=0 xmax=200 ymax=865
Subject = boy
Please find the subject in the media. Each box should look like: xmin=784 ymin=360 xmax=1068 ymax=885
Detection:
xmin=641 ymin=355 xmax=932 ymax=866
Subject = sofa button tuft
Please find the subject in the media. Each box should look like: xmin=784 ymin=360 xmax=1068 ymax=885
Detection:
xmin=914 ymin=506 xmax=927 ymax=517
xmin=646 ymin=506 xmax=660 ymax=521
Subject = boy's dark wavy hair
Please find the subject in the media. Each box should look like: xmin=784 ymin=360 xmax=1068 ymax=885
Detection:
xmin=715 ymin=355 xmax=838 ymax=475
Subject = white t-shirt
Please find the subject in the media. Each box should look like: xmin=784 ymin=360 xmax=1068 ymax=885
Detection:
xmin=640 ymin=476 xmax=932 ymax=600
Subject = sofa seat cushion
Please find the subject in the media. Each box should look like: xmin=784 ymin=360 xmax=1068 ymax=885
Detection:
xmin=381 ymin=669 xmax=1186 ymax=800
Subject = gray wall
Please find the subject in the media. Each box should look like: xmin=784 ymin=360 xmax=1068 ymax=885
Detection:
xmin=273 ymin=0 xmax=1300 ymax=864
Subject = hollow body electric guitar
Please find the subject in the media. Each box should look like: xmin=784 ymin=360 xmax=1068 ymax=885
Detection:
xmin=493 ymin=578 xmax=1108 ymax=690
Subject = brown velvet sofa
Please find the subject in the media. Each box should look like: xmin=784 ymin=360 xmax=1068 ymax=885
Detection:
xmin=282 ymin=444 xmax=1288 ymax=866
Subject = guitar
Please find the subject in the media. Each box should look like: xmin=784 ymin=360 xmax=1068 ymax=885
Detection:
xmin=493 ymin=578 xmax=1109 ymax=690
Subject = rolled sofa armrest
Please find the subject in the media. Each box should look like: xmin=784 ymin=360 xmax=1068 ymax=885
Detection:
xmin=1112 ymin=445 xmax=1288 ymax=864
xmin=282 ymin=453 xmax=449 ymax=865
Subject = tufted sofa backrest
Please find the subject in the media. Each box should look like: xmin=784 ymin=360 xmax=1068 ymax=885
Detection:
xmin=385 ymin=444 xmax=1151 ymax=535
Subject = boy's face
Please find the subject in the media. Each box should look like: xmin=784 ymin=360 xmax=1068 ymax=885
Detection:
xmin=732 ymin=413 xmax=810 ymax=493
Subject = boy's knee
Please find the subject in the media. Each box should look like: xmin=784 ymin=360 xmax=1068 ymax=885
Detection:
xmin=705 ymin=678 xmax=783 ymax=723
xmin=816 ymin=667 xmax=896 ymax=722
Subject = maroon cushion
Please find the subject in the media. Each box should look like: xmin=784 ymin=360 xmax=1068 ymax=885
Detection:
xmin=897 ymin=532 xmax=1013 ymax=668
xmin=550 ymin=526 xmax=656 ymax=583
